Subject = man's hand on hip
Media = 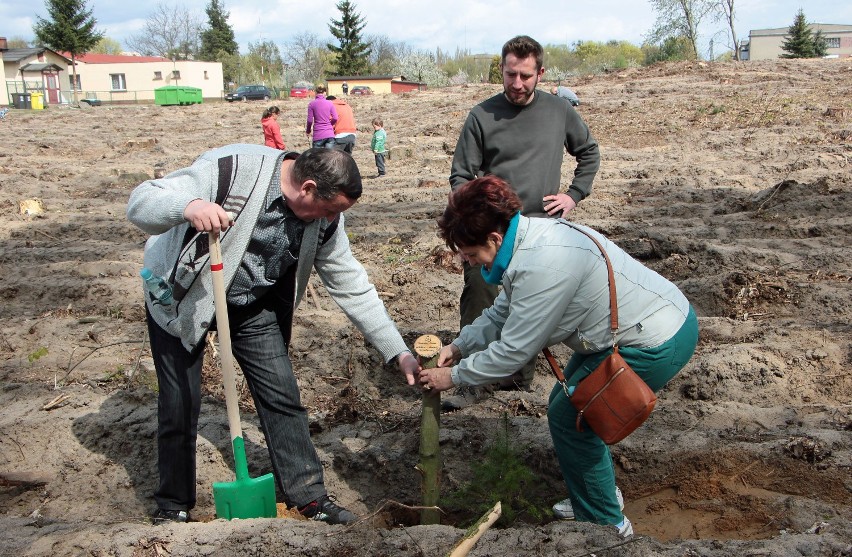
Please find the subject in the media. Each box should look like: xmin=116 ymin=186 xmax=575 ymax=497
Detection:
xmin=543 ymin=193 xmax=578 ymax=219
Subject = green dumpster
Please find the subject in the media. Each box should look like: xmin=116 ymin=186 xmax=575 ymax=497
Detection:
xmin=155 ymin=86 xmax=203 ymax=106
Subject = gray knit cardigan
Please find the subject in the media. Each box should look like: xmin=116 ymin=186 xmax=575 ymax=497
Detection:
xmin=126 ymin=144 xmax=409 ymax=361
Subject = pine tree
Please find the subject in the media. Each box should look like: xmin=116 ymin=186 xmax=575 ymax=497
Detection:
xmin=327 ymin=0 xmax=371 ymax=76
xmin=33 ymin=0 xmax=104 ymax=105
xmin=199 ymin=0 xmax=238 ymax=62
xmin=780 ymin=9 xmax=816 ymax=58
xmin=812 ymin=30 xmax=828 ymax=58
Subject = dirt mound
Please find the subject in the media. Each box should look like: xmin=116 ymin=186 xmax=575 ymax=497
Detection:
xmin=1 ymin=58 xmax=850 ymax=556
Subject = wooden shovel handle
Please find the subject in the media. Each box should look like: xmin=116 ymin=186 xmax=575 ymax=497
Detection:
xmin=209 ymin=232 xmax=243 ymax=443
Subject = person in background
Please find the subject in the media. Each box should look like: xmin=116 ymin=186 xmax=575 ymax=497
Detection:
xmin=342 ymin=81 xmax=349 ymax=95
xmin=418 ymin=176 xmax=698 ymax=539
xmin=327 ymin=96 xmax=356 ymax=153
xmin=127 ymin=146 xmax=419 ymax=526
xmin=446 ymin=35 xmax=600 ymax=407
xmin=261 ymin=106 xmax=286 ymax=150
xmin=306 ymin=85 xmax=338 ymax=149
xmin=371 ymin=117 xmax=387 ymax=177
xmin=551 ymin=85 xmax=580 ymax=106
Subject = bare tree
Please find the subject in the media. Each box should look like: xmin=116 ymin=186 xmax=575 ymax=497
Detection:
xmin=125 ymin=3 xmax=202 ymax=59
xmin=648 ymin=0 xmax=713 ymax=59
xmin=713 ymin=0 xmax=739 ymax=60
xmin=364 ymin=34 xmax=398 ymax=74
xmin=283 ymin=32 xmax=331 ymax=85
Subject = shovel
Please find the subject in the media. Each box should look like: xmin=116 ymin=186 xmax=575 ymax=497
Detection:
xmin=209 ymin=231 xmax=277 ymax=520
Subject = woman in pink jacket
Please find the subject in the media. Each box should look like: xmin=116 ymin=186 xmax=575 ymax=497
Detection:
xmin=261 ymin=106 xmax=286 ymax=150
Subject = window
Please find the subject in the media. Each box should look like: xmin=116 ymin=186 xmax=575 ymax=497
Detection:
xmin=69 ymin=74 xmax=81 ymax=91
xmin=825 ymin=37 xmax=840 ymax=49
xmin=172 ymin=70 xmax=181 ymax=79
xmin=154 ymin=71 xmax=162 ymax=80
xmin=110 ymin=73 xmax=127 ymax=91
xmin=204 ymin=71 xmax=208 ymax=79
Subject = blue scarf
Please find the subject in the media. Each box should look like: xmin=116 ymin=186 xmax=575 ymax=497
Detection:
xmin=481 ymin=212 xmax=520 ymax=285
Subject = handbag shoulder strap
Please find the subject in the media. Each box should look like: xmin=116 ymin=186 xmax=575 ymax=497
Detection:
xmin=564 ymin=223 xmax=618 ymax=334
xmin=542 ymin=223 xmax=620 ymax=383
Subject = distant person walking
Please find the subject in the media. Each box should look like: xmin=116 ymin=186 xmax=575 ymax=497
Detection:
xmin=342 ymin=81 xmax=349 ymax=95
xmin=327 ymin=95 xmax=357 ymax=153
xmin=371 ymin=117 xmax=387 ymax=177
xmin=551 ymin=85 xmax=580 ymax=106
xmin=305 ymin=85 xmax=338 ymax=149
xmin=261 ymin=106 xmax=286 ymax=150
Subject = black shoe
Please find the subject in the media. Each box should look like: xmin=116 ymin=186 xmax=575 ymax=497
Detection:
xmin=298 ymin=495 xmax=357 ymax=525
xmin=152 ymin=508 xmax=190 ymax=524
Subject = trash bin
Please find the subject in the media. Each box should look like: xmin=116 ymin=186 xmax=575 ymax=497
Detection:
xmin=12 ymin=93 xmax=32 ymax=109
xmin=30 ymin=92 xmax=44 ymax=110
xmin=179 ymin=87 xmax=203 ymax=105
xmin=155 ymin=86 xmax=203 ymax=106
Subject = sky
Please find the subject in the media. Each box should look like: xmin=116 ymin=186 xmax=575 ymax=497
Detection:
xmin=2 ymin=0 xmax=850 ymax=59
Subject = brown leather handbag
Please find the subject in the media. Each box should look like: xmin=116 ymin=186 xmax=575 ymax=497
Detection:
xmin=542 ymin=225 xmax=656 ymax=445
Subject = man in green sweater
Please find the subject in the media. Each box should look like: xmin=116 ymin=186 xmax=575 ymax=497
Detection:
xmin=446 ymin=35 xmax=600 ymax=407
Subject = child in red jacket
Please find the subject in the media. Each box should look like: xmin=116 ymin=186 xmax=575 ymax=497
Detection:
xmin=261 ymin=106 xmax=286 ymax=150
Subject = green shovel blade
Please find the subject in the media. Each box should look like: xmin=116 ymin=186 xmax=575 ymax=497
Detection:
xmin=213 ymin=437 xmax=277 ymax=520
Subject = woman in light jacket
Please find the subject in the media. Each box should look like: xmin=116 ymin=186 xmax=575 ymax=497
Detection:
xmin=418 ymin=176 xmax=698 ymax=538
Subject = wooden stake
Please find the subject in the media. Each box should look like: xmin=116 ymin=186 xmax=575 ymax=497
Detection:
xmin=446 ymin=501 xmax=502 ymax=557
xmin=414 ymin=334 xmax=442 ymax=525
xmin=41 ymin=393 xmax=71 ymax=411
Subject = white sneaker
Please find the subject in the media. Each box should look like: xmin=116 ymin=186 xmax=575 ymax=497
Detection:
xmin=552 ymin=486 xmax=624 ymax=520
xmin=615 ymin=516 xmax=633 ymax=538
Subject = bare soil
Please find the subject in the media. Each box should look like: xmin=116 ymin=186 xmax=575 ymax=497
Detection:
xmin=1 ymin=58 xmax=850 ymax=557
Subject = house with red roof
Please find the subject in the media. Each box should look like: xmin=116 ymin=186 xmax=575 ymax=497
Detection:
xmin=1 ymin=40 xmax=224 ymax=106
xmin=61 ymin=52 xmax=224 ymax=104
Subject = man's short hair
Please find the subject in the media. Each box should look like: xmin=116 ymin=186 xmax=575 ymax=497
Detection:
xmin=501 ymin=35 xmax=544 ymax=70
xmin=293 ymin=148 xmax=362 ymax=200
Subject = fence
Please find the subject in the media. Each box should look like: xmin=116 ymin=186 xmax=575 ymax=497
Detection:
xmin=5 ymin=80 xmax=45 ymax=105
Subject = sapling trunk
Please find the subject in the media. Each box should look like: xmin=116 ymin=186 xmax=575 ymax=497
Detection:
xmin=414 ymin=334 xmax=442 ymax=525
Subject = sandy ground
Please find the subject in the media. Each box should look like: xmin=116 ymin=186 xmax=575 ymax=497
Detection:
xmin=1 ymin=58 xmax=850 ymax=556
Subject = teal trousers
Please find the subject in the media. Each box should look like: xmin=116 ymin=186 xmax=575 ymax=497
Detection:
xmin=547 ymin=306 xmax=698 ymax=524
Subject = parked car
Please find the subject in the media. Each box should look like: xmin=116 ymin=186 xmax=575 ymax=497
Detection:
xmin=350 ymin=86 xmax=373 ymax=96
xmin=289 ymin=84 xmax=315 ymax=99
xmin=225 ymin=85 xmax=272 ymax=102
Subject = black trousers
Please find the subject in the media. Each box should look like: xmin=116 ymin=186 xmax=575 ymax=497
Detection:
xmin=147 ymin=291 xmax=326 ymax=511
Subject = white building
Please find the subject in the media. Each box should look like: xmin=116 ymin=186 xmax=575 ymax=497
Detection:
xmin=742 ymin=24 xmax=852 ymax=61
xmin=65 ymin=52 xmax=225 ymax=103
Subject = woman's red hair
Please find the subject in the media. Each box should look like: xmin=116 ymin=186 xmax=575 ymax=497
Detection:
xmin=437 ymin=176 xmax=522 ymax=250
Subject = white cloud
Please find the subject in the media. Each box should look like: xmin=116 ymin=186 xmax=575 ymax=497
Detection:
xmin=3 ymin=0 xmax=849 ymax=56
